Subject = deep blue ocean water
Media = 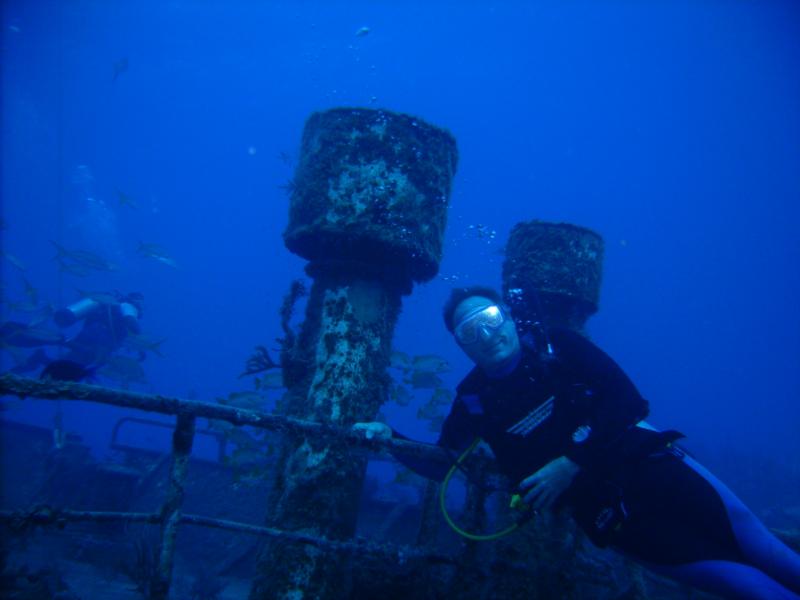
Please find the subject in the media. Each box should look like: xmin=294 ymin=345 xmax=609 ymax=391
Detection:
xmin=2 ymin=0 xmax=799 ymax=523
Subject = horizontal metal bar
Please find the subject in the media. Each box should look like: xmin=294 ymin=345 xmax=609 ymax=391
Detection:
xmin=0 ymin=374 xmax=453 ymax=466
xmin=0 ymin=506 xmax=456 ymax=565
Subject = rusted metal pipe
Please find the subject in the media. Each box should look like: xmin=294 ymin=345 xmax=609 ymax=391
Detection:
xmin=0 ymin=506 xmax=456 ymax=565
xmin=0 ymin=373 xmax=453 ymax=466
xmin=150 ymin=413 xmax=195 ymax=599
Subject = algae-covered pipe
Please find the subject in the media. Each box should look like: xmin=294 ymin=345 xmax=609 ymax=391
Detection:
xmin=0 ymin=373 xmax=458 ymax=466
xmin=151 ymin=413 xmax=195 ymax=600
xmin=251 ymin=108 xmax=458 ymax=600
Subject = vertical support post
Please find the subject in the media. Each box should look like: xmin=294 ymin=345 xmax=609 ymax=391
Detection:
xmin=415 ymin=480 xmax=442 ymax=547
xmin=150 ymin=413 xmax=195 ymax=600
xmin=251 ymin=107 xmax=458 ymax=599
xmin=449 ymin=483 xmax=489 ymax=597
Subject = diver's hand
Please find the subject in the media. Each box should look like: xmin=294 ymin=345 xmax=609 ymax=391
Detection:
xmin=519 ymin=456 xmax=580 ymax=511
xmin=352 ymin=422 xmax=393 ymax=441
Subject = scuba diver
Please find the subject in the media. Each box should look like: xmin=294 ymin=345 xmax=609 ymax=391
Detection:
xmin=39 ymin=291 xmax=144 ymax=381
xmin=355 ymin=285 xmax=800 ymax=600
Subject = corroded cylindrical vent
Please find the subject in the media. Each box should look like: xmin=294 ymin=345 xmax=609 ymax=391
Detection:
xmin=502 ymin=220 xmax=604 ymax=332
xmin=284 ymin=107 xmax=458 ymax=284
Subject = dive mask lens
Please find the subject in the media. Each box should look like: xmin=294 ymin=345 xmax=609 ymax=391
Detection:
xmin=454 ymin=305 xmax=505 ymax=345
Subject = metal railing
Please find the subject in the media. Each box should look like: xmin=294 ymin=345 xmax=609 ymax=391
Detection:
xmin=0 ymin=373 xmax=462 ymax=599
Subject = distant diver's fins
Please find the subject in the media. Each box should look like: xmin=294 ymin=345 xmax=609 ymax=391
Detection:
xmin=40 ymin=359 xmax=95 ymax=382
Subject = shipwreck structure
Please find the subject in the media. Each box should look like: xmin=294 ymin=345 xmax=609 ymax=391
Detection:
xmin=255 ymin=107 xmax=459 ymax=598
xmin=0 ymin=108 xmax=757 ymax=600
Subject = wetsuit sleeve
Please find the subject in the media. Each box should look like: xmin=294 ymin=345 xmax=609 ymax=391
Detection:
xmin=554 ymin=329 xmax=650 ymax=469
xmin=390 ymin=395 xmax=476 ymax=482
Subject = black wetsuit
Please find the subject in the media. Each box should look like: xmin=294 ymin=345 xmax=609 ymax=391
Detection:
xmin=410 ymin=328 xmax=800 ymax=599
xmin=441 ymin=328 xmax=657 ymax=484
xmin=63 ymin=302 xmax=135 ymax=367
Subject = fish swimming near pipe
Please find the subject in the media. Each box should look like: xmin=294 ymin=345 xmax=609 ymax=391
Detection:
xmin=137 ymin=242 xmax=178 ymax=268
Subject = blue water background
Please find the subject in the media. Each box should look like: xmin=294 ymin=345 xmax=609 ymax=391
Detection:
xmin=2 ymin=1 xmax=799 ymax=508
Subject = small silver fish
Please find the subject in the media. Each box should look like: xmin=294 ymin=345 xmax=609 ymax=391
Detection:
xmin=124 ymin=334 xmax=167 ymax=357
xmin=112 ymin=57 xmax=128 ymax=82
xmin=99 ymin=355 xmax=147 ymax=384
xmin=137 ymin=242 xmax=178 ymax=268
xmin=257 ymin=370 xmax=285 ymax=390
xmin=406 ymin=371 xmax=442 ymax=389
xmin=224 ymin=391 xmax=267 ymax=411
xmin=51 ymin=241 xmax=117 ymax=272
xmin=390 ymin=383 xmax=413 ymax=407
xmin=411 ymin=354 xmax=451 ymax=373
xmin=390 ymin=350 xmax=411 ymax=371
xmin=117 ymin=189 xmax=139 ymax=209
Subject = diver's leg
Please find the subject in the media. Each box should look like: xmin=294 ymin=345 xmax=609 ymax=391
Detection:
xmin=612 ymin=499 xmax=800 ymax=599
xmin=650 ymin=560 xmax=800 ymax=600
xmin=683 ymin=455 xmax=800 ymax=594
xmin=10 ymin=348 xmax=51 ymax=374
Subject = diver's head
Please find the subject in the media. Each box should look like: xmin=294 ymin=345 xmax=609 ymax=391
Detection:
xmin=444 ymin=286 xmax=521 ymax=375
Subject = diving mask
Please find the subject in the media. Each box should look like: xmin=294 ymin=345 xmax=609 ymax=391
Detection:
xmin=454 ymin=304 xmax=505 ymax=345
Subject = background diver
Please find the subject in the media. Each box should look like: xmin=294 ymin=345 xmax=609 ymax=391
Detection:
xmin=10 ymin=291 xmax=145 ymax=381
xmin=356 ymin=285 xmax=800 ymax=600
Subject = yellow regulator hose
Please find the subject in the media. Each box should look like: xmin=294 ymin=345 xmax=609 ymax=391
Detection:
xmin=439 ymin=437 xmax=520 ymax=541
